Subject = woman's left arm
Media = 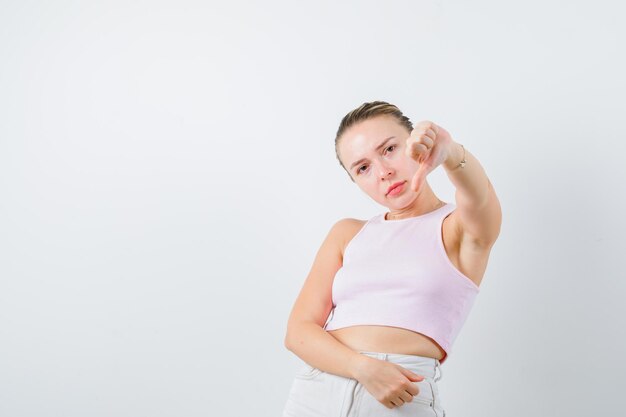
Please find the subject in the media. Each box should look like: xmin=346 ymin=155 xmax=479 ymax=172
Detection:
xmin=406 ymin=121 xmax=502 ymax=249
xmin=442 ymin=142 xmax=502 ymax=248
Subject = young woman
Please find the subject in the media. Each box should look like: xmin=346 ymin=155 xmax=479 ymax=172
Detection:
xmin=282 ymin=101 xmax=502 ymax=417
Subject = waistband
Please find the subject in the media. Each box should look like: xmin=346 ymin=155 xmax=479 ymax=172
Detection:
xmin=357 ymin=351 xmax=443 ymax=381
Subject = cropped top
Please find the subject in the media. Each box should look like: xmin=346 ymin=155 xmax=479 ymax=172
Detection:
xmin=323 ymin=203 xmax=480 ymax=365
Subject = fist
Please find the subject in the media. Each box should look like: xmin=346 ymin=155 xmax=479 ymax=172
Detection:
xmin=405 ymin=121 xmax=455 ymax=192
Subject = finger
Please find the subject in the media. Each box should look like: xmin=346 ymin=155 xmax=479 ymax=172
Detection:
xmin=400 ymin=366 xmax=425 ymax=383
xmin=405 ymin=137 xmax=416 ymax=158
xmin=406 ymin=381 xmax=420 ymax=396
xmin=413 ymin=141 xmax=429 ymax=158
xmin=406 ymin=141 xmax=427 ymax=161
xmin=411 ymin=166 xmax=428 ymax=192
xmin=389 ymin=398 xmax=403 ymax=407
xmin=421 ymin=134 xmax=434 ymax=148
xmin=425 ymin=128 xmax=437 ymax=141
xmin=402 ymin=375 xmax=422 ymax=396
xmin=414 ymin=120 xmax=433 ymax=131
xmin=399 ymin=390 xmax=414 ymax=403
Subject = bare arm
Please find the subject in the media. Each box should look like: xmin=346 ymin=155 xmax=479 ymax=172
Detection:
xmin=443 ymin=142 xmax=502 ymax=247
xmin=407 ymin=121 xmax=502 ymax=248
xmin=284 ymin=219 xmax=426 ymax=409
xmin=285 ymin=321 xmax=370 ymax=379
xmin=283 ymin=219 xmax=370 ymax=379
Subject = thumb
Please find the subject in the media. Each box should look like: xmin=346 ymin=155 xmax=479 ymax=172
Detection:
xmin=410 ymin=165 xmax=427 ymax=192
xmin=402 ymin=368 xmax=425 ymax=382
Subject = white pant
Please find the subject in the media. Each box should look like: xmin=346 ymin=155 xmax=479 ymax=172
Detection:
xmin=282 ymin=351 xmax=445 ymax=417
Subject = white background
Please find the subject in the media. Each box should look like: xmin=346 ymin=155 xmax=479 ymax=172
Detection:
xmin=1 ymin=1 xmax=625 ymax=416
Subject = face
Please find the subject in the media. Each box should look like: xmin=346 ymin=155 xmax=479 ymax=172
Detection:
xmin=338 ymin=115 xmax=425 ymax=209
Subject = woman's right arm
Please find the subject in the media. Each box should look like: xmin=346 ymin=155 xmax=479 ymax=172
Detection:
xmin=284 ymin=219 xmax=427 ymax=408
xmin=283 ymin=219 xmax=370 ymax=380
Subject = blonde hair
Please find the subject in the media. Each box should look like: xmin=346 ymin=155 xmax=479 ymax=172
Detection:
xmin=335 ymin=101 xmax=413 ymax=181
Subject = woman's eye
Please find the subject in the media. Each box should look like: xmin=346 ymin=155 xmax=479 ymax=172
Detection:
xmin=357 ymin=165 xmax=368 ymax=174
xmin=386 ymin=145 xmax=396 ymax=152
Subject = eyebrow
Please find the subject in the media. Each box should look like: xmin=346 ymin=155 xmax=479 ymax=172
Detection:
xmin=349 ymin=136 xmax=396 ymax=171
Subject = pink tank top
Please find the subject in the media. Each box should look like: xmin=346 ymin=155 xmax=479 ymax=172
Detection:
xmin=323 ymin=203 xmax=480 ymax=365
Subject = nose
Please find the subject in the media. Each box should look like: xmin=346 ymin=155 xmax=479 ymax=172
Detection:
xmin=378 ymin=161 xmax=394 ymax=180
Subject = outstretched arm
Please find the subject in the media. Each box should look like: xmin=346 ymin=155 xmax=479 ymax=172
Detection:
xmin=407 ymin=121 xmax=502 ymax=248
xmin=443 ymin=141 xmax=501 ymax=247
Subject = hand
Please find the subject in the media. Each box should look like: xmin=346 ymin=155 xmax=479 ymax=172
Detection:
xmin=405 ymin=121 xmax=456 ymax=193
xmin=353 ymin=355 xmax=425 ymax=409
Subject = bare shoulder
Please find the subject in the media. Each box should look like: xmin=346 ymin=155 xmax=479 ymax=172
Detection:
xmin=285 ymin=218 xmax=362 ymax=333
xmin=333 ymin=217 xmax=367 ymax=257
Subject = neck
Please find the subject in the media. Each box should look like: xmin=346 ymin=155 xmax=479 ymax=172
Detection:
xmin=385 ymin=196 xmax=445 ymax=221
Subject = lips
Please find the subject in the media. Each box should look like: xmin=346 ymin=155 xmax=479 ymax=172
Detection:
xmin=387 ymin=181 xmax=406 ymax=196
